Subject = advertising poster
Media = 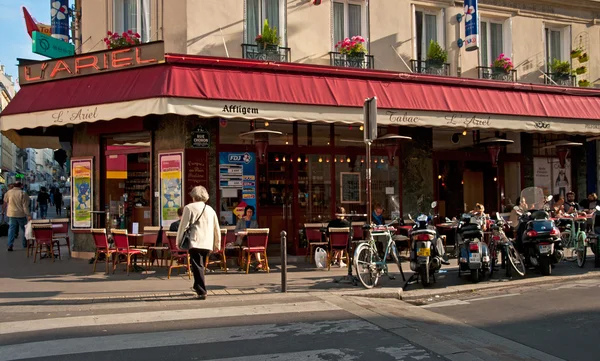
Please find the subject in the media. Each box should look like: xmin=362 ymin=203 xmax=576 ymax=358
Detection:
xmin=464 ymin=0 xmax=479 ymax=51
xmin=71 ymin=158 xmax=92 ymax=229
xmin=219 ymin=152 xmax=256 ymax=225
xmin=533 ymin=157 xmax=571 ymax=198
xmin=50 ymin=0 xmax=70 ymax=42
xmin=159 ymin=152 xmax=183 ymax=228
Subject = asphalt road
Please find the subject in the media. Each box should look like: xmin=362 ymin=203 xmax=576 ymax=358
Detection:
xmin=415 ymin=277 xmax=600 ymax=361
xmin=0 ymin=294 xmax=436 ymax=361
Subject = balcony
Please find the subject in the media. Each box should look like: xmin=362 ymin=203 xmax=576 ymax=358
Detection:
xmin=544 ymin=72 xmax=576 ymax=87
xmin=477 ymin=66 xmax=518 ymax=82
xmin=329 ymin=52 xmax=374 ymax=69
xmin=242 ymin=44 xmax=291 ymax=62
xmin=410 ymin=60 xmax=450 ymax=76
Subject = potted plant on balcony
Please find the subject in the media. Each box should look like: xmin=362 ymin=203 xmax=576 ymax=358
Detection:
xmin=550 ymin=59 xmax=573 ymax=81
xmin=575 ymin=66 xmax=587 ymax=75
xmin=255 ymin=19 xmax=280 ymax=53
xmin=492 ymin=53 xmax=514 ymax=75
xmin=578 ymin=52 xmax=589 ymax=63
xmin=335 ymin=36 xmax=368 ymax=68
xmin=103 ymin=30 xmax=141 ymax=49
xmin=571 ymin=47 xmax=583 ymax=59
xmin=426 ymin=40 xmax=448 ymax=69
xmin=578 ymin=79 xmax=591 ymax=87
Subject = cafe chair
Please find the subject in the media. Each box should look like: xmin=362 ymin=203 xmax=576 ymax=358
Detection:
xmin=26 ymin=219 xmax=51 ymax=258
xmin=351 ymin=222 xmax=365 ymax=241
xmin=304 ymin=223 xmax=327 ymax=263
xmin=32 ymin=223 xmax=60 ymax=263
xmin=111 ymin=229 xmax=145 ymax=275
xmin=91 ymin=228 xmax=115 ymax=274
xmin=142 ymin=226 xmax=168 ymax=268
xmin=51 ymin=218 xmax=71 ymax=258
xmin=242 ymin=228 xmax=270 ymax=274
xmin=206 ymin=229 xmax=228 ymax=272
xmin=327 ymin=227 xmax=350 ymax=271
xmin=165 ymin=231 xmax=191 ymax=279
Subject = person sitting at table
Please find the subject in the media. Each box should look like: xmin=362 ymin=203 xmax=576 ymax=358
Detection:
xmin=234 ymin=206 xmax=262 ymax=271
xmin=566 ymin=191 xmax=581 ymax=214
xmin=169 ymin=208 xmax=183 ymax=232
xmin=551 ymin=194 xmax=566 ymax=218
xmin=327 ymin=206 xmax=350 ymax=268
xmin=372 ymin=203 xmax=385 ymax=226
xmin=470 ymin=203 xmax=488 ymax=231
xmin=580 ymin=193 xmax=598 ymax=212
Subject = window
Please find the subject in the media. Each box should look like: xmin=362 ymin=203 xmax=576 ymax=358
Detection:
xmin=545 ymin=25 xmax=570 ymax=65
xmin=113 ymin=0 xmax=151 ymax=42
xmin=414 ymin=8 xmax=444 ymax=61
xmin=245 ymin=0 xmax=285 ymax=45
xmin=480 ymin=20 xmax=503 ymax=67
xmin=332 ymin=1 xmax=367 ymax=47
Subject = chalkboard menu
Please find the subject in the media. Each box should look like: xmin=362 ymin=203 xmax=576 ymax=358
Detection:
xmin=184 ymin=149 xmax=209 ymax=205
xmin=340 ymin=172 xmax=361 ymax=203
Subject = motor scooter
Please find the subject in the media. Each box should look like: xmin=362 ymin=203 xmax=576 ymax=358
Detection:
xmin=456 ymin=213 xmax=490 ymax=283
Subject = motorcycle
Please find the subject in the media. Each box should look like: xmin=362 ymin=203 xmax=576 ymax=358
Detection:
xmin=456 ymin=212 xmax=490 ymax=283
xmin=514 ymin=187 xmax=563 ymax=276
xmin=406 ymin=201 xmax=446 ymax=287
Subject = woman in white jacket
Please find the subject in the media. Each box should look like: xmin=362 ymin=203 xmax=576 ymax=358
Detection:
xmin=176 ymin=186 xmax=221 ymax=300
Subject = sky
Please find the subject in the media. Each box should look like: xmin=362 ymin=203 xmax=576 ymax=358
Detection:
xmin=0 ymin=1 xmax=49 ymax=87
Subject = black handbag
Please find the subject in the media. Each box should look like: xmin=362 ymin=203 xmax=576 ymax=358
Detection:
xmin=179 ymin=204 xmax=206 ymax=250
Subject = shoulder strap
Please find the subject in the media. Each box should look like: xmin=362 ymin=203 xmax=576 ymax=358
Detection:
xmin=186 ymin=204 xmax=208 ymax=229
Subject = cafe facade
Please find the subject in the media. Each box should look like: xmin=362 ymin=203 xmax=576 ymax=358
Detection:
xmin=2 ymin=41 xmax=600 ymax=256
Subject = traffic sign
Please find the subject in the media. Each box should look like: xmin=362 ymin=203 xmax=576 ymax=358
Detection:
xmin=32 ymin=31 xmax=74 ymax=59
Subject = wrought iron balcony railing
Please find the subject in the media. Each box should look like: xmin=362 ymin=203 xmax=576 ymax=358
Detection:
xmin=544 ymin=72 xmax=577 ymax=87
xmin=329 ymin=52 xmax=374 ymax=69
xmin=410 ymin=59 xmax=450 ymax=76
xmin=477 ymin=66 xmax=518 ymax=82
xmin=242 ymin=44 xmax=291 ymax=62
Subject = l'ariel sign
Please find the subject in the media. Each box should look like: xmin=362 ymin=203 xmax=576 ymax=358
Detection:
xmin=19 ymin=41 xmax=165 ymax=85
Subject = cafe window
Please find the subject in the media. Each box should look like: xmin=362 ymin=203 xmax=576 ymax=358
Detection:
xmin=113 ymin=0 xmax=152 ymax=42
xmin=103 ymin=131 xmax=152 ymax=232
xmin=218 ymin=119 xmax=254 ymax=145
xmin=298 ymin=123 xmax=331 ymax=146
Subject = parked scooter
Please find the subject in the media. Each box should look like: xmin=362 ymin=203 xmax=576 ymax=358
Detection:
xmin=514 ymin=187 xmax=563 ymax=275
xmin=405 ymin=201 xmax=447 ymax=287
xmin=456 ymin=212 xmax=490 ymax=282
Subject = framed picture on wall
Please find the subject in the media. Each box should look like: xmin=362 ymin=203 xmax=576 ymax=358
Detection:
xmin=71 ymin=157 xmax=93 ymax=229
xmin=340 ymin=172 xmax=361 ymax=204
xmin=159 ymin=151 xmax=184 ymax=228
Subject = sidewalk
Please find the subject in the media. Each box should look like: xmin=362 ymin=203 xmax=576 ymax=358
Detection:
xmin=2 ymin=235 xmax=599 ymax=305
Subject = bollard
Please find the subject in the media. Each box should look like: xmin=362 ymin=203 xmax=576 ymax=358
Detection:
xmin=280 ymin=230 xmax=287 ymax=293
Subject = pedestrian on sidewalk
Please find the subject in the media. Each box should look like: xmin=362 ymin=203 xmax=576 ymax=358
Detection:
xmin=176 ymin=186 xmax=221 ymax=300
xmin=5 ymin=182 xmax=32 ymax=251
xmin=49 ymin=187 xmax=55 ymax=207
xmin=54 ymin=189 xmax=63 ymax=216
xmin=37 ymin=187 xmax=50 ymax=219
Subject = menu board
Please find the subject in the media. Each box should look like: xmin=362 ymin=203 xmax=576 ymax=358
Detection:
xmin=184 ymin=149 xmax=209 ymax=205
xmin=340 ymin=172 xmax=361 ymax=204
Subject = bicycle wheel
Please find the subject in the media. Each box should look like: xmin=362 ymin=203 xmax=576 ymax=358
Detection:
xmin=354 ymin=243 xmax=379 ymax=289
xmin=506 ymin=243 xmax=526 ymax=277
xmin=561 ymin=232 xmax=576 ymax=261
xmin=488 ymin=241 xmax=497 ymax=278
xmin=390 ymin=242 xmax=406 ymax=281
xmin=576 ymin=233 xmax=587 ymax=268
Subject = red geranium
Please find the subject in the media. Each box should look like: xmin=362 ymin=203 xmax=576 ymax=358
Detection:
xmin=104 ymin=30 xmax=141 ymax=49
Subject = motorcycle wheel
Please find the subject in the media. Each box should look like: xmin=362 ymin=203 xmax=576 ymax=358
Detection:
xmin=353 ymin=243 xmax=379 ymax=289
xmin=419 ymin=266 xmax=431 ymax=287
xmin=470 ymin=269 xmax=480 ymax=283
xmin=506 ymin=243 xmax=526 ymax=277
xmin=540 ymin=257 xmax=552 ymax=276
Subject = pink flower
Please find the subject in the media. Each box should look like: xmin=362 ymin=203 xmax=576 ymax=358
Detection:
xmin=127 ymin=29 xmax=133 ymax=34
xmin=122 ymin=32 xmax=127 ymax=37
xmin=134 ymin=33 xmax=140 ymax=38
xmin=103 ymin=37 xmax=108 ymax=42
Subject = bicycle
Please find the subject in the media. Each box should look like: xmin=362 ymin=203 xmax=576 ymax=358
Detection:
xmin=353 ymin=220 xmax=406 ymax=289
xmin=556 ymin=215 xmax=588 ymax=268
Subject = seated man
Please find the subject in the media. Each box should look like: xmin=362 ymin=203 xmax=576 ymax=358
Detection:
xmin=169 ymin=208 xmax=183 ymax=232
xmin=327 ymin=206 xmax=350 ymax=268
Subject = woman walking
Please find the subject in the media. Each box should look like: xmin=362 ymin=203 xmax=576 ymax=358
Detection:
xmin=176 ymin=186 xmax=221 ymax=300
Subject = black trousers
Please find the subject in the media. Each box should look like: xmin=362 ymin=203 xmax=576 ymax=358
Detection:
xmin=189 ymin=248 xmax=210 ymax=295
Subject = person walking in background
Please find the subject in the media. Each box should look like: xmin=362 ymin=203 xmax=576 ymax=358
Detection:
xmin=37 ymin=187 xmax=50 ymax=219
xmin=5 ymin=182 xmax=31 ymax=251
xmin=49 ymin=187 xmax=55 ymax=207
xmin=54 ymin=189 xmax=63 ymax=216
xmin=176 ymin=186 xmax=220 ymax=300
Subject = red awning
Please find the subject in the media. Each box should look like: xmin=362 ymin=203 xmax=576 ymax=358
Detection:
xmin=3 ymin=54 xmax=600 ymax=148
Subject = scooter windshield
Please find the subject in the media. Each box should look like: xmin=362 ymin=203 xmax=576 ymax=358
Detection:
xmin=520 ymin=187 xmax=547 ymax=211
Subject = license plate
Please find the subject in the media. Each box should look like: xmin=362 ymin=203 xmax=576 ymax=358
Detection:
xmin=469 ymin=253 xmax=481 ymax=263
xmin=539 ymin=244 xmax=552 ymax=254
xmin=417 ymin=248 xmax=431 ymax=257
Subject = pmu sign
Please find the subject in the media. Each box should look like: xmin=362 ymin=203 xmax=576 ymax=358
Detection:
xmin=18 ymin=41 xmax=165 ymax=85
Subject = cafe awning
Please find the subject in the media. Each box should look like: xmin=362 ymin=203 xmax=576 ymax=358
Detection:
xmin=4 ymin=53 xmax=600 ymax=148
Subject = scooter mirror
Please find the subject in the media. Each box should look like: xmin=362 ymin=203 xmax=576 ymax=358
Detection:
xmin=431 ymin=201 xmax=438 ymax=208
xmin=596 ymin=205 xmax=600 ymax=212
xmin=546 ymin=195 xmax=553 ymax=202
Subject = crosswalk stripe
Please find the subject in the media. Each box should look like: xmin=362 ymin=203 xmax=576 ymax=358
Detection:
xmin=0 ymin=301 xmax=341 ymax=335
xmin=0 ymin=320 xmax=377 ymax=361
xmin=197 ymin=349 xmax=356 ymax=361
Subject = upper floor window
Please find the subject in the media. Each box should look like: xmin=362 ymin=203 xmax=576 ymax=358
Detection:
xmin=332 ymin=1 xmax=367 ymax=48
xmin=545 ymin=25 xmax=570 ymax=64
xmin=245 ymin=0 xmax=286 ymax=45
xmin=413 ymin=8 xmax=444 ymax=61
xmin=480 ymin=18 xmax=511 ymax=67
xmin=113 ymin=0 xmax=151 ymax=42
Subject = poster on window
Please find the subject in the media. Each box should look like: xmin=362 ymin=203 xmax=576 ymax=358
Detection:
xmin=71 ymin=158 xmax=93 ymax=229
xmin=159 ymin=151 xmax=183 ymax=228
xmin=533 ymin=157 xmax=571 ymax=198
xmin=219 ymin=152 xmax=256 ymax=225
xmin=464 ymin=0 xmax=479 ymax=51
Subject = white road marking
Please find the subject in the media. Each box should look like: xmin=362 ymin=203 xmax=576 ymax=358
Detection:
xmin=0 ymin=301 xmax=341 ymax=335
xmin=376 ymin=345 xmax=431 ymax=360
xmin=0 ymin=320 xmax=375 ymax=361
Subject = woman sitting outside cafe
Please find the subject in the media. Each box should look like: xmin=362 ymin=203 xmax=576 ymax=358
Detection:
xmin=235 ymin=206 xmax=263 ymax=271
xmin=327 ymin=206 xmax=350 ymax=268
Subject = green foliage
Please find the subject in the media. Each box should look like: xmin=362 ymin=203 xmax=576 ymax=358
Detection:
xmin=255 ymin=19 xmax=280 ymax=47
xmin=427 ymin=40 xmax=448 ymax=63
xmin=550 ymin=59 xmax=571 ymax=75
